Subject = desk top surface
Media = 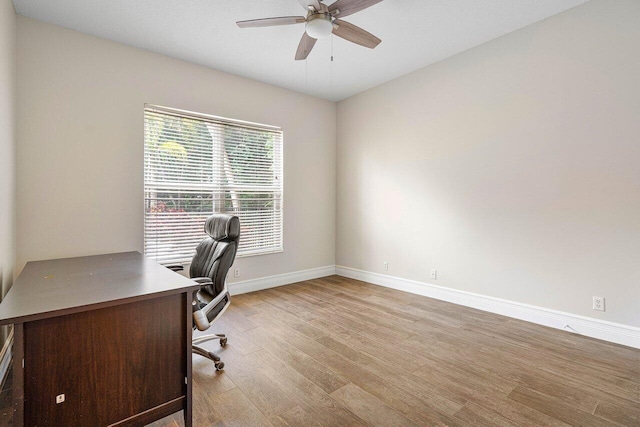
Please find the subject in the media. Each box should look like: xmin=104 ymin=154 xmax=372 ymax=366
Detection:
xmin=0 ymin=251 xmax=199 ymax=325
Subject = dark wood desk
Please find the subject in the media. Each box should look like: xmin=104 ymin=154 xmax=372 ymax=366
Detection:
xmin=0 ymin=252 xmax=199 ymax=427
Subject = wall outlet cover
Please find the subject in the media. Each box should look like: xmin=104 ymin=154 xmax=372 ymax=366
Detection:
xmin=593 ymin=296 xmax=605 ymax=311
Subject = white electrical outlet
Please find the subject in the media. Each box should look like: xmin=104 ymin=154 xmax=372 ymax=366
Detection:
xmin=593 ymin=296 xmax=605 ymax=311
xmin=234 ymin=268 xmax=240 ymax=278
xmin=56 ymin=394 xmax=65 ymax=404
xmin=430 ymin=269 xmax=437 ymax=280
xmin=383 ymin=261 xmax=388 ymax=271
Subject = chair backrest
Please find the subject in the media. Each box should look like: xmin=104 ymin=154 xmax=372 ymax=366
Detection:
xmin=189 ymin=214 xmax=240 ymax=296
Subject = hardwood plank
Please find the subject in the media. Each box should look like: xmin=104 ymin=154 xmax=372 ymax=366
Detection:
xmin=241 ymin=340 xmax=368 ymax=426
xmin=221 ymin=307 xmax=259 ymax=332
xmin=508 ymin=386 xmax=620 ymax=427
xmin=198 ymin=316 xmax=262 ymax=356
xmin=518 ymin=373 xmax=600 ymax=414
xmin=191 ymin=379 xmax=225 ymax=427
xmin=462 ymin=324 xmax=640 ymax=402
xmin=251 ymin=312 xmax=465 ymax=426
xmin=478 ymin=320 xmax=640 ymax=380
xmin=309 ymin=318 xmax=428 ymax=371
xmin=453 ymin=402 xmax=519 ymax=427
xmin=594 ymin=400 xmax=640 ymax=426
xmin=312 ymin=335 xmax=466 ymax=420
xmin=269 ymin=406 xmax=322 ymax=427
xmin=242 ymin=322 xmax=350 ymax=394
xmin=213 ymin=347 xmax=298 ymax=419
xmin=410 ymin=367 xmax=571 ymax=427
xmin=330 ymin=384 xmax=418 ymax=427
xmin=209 ymin=387 xmax=273 ymax=427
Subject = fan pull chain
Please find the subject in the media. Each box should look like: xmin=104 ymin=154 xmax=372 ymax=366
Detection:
xmin=331 ymin=31 xmax=334 ymax=62
xmin=330 ymin=34 xmax=334 ymax=97
xmin=305 ymin=56 xmax=309 ymax=101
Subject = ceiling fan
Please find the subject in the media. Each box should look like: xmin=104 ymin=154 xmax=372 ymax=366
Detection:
xmin=236 ymin=0 xmax=383 ymax=60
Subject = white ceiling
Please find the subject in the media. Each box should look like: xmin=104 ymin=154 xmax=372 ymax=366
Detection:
xmin=13 ymin=0 xmax=589 ymax=101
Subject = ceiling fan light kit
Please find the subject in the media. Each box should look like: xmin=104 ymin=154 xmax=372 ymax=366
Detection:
xmin=236 ymin=0 xmax=383 ymax=60
xmin=305 ymin=13 xmax=333 ymax=39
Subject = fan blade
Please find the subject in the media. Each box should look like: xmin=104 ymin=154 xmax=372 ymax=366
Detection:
xmin=295 ymin=32 xmax=317 ymax=60
xmin=237 ymin=16 xmax=306 ymax=28
xmin=297 ymin=0 xmax=321 ymax=11
xmin=332 ymin=19 xmax=381 ymax=48
xmin=329 ymin=0 xmax=383 ymax=18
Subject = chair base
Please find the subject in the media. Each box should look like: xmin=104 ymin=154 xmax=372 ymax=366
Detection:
xmin=192 ymin=333 xmax=227 ymax=370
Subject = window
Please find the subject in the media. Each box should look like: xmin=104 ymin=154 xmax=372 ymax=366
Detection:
xmin=144 ymin=105 xmax=283 ymax=264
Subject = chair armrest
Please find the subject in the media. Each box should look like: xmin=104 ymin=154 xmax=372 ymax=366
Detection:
xmin=192 ymin=290 xmax=210 ymax=331
xmin=191 ymin=277 xmax=213 ymax=286
xmin=166 ymin=264 xmax=184 ymax=272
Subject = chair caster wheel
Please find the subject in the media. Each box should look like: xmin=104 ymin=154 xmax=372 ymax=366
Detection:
xmin=215 ymin=361 xmax=225 ymax=371
xmin=220 ymin=338 xmax=227 ymax=347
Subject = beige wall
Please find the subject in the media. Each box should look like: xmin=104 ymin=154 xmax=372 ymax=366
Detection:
xmin=16 ymin=17 xmax=336 ymax=283
xmin=336 ymin=0 xmax=640 ymax=327
xmin=13 ymin=0 xmax=640 ymax=328
xmin=0 ymin=0 xmax=16 ymax=299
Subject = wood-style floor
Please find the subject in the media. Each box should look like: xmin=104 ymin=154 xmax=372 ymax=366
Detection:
xmin=153 ymin=276 xmax=639 ymax=427
xmin=2 ymin=276 xmax=639 ymax=426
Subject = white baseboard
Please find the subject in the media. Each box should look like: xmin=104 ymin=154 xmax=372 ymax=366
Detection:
xmin=336 ymin=266 xmax=640 ymax=349
xmin=228 ymin=265 xmax=336 ymax=295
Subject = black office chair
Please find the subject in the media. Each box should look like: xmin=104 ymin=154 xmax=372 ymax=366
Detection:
xmin=169 ymin=214 xmax=240 ymax=371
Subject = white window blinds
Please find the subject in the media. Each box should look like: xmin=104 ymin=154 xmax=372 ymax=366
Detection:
xmin=144 ymin=105 xmax=283 ymax=264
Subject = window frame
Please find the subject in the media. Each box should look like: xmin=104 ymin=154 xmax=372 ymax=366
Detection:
xmin=143 ymin=104 xmax=284 ymax=264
